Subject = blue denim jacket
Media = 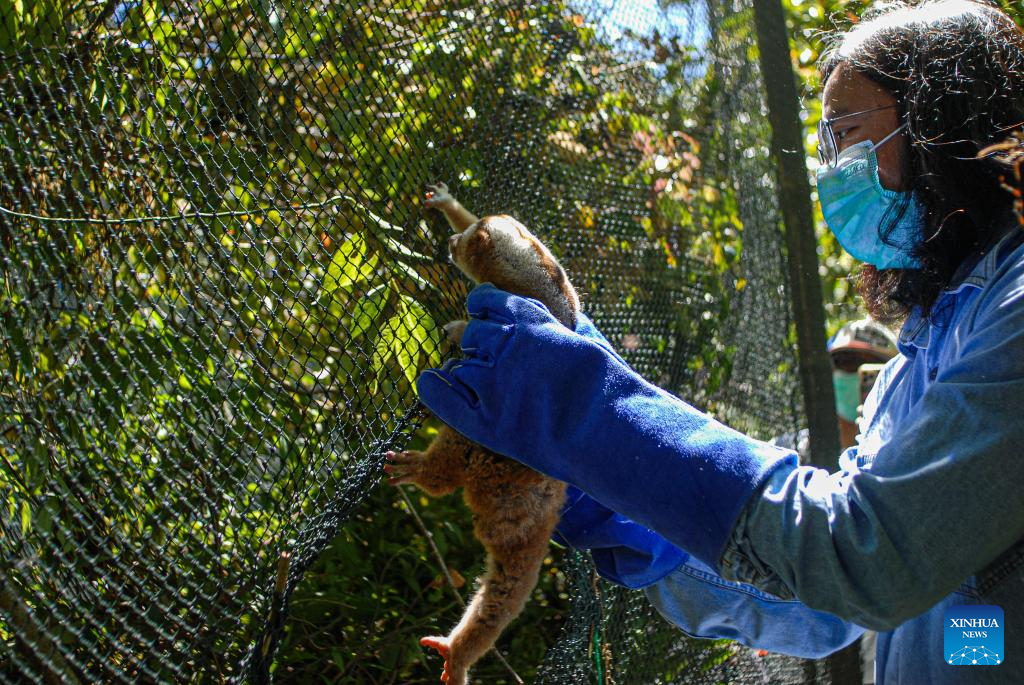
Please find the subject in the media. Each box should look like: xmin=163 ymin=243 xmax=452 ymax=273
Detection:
xmin=590 ymin=227 xmax=1024 ymax=683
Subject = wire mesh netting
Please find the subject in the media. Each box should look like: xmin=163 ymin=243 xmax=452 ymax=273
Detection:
xmin=0 ymin=0 xmax=838 ymax=682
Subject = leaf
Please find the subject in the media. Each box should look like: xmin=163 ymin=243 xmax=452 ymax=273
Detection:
xmin=372 ymin=315 xmax=401 ymax=376
xmin=399 ymin=295 xmax=441 ymax=370
xmin=395 ymin=340 xmax=416 ymax=386
xmin=388 ymin=260 xmax=439 ymax=294
xmin=20 ymin=499 xmax=31 ymax=535
xmin=393 ymin=296 xmax=439 ymax=386
xmin=131 ymin=308 xmax=165 ymax=331
xmin=371 ymin=295 xmax=435 ymax=386
xmin=350 ymin=284 xmax=390 ymax=340
xmin=325 ymin=235 xmax=378 ymax=293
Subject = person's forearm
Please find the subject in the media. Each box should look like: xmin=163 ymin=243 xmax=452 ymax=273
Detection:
xmin=553 ymin=481 xmax=865 ymax=656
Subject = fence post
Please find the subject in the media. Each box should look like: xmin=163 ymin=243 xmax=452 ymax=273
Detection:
xmin=749 ymin=0 xmax=841 ymax=470
xmin=750 ymin=1 xmax=862 ymax=684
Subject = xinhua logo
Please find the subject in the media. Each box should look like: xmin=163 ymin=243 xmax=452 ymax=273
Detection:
xmin=943 ymin=605 xmax=1004 ymax=666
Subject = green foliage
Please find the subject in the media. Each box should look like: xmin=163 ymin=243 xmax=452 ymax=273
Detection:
xmin=1 ymin=0 xmax=453 ymax=675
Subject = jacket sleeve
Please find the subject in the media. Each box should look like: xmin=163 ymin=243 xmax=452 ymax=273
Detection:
xmin=644 ymin=557 xmax=865 ymax=659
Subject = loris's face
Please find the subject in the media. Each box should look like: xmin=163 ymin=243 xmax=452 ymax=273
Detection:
xmin=448 ymin=215 xmax=550 ymax=287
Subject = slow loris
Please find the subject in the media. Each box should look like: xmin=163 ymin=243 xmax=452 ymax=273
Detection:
xmin=384 ymin=182 xmax=579 ymax=685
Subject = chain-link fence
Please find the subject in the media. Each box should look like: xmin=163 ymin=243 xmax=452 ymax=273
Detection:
xmin=1 ymin=0 xmax=839 ymax=682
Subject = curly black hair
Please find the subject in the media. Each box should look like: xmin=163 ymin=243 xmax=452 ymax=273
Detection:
xmin=820 ymin=0 xmax=1024 ymax=323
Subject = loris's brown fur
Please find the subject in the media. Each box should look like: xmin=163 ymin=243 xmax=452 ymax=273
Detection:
xmin=384 ymin=183 xmax=579 ymax=685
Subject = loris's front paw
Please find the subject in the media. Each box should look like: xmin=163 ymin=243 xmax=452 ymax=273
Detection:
xmin=420 ymin=636 xmax=468 ymax=685
xmin=424 ymin=182 xmax=456 ymax=210
xmin=443 ymin=320 xmax=468 ymax=344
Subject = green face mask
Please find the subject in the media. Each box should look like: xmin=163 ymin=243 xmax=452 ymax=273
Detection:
xmin=833 ymin=370 xmax=861 ymax=422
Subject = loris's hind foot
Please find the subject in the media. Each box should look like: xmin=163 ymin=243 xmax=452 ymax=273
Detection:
xmin=420 ymin=636 xmax=467 ymax=685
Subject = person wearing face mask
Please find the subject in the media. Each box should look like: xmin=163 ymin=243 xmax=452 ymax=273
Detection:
xmin=828 ymin=320 xmax=898 ymax=449
xmin=414 ymin=1 xmax=1024 ymax=682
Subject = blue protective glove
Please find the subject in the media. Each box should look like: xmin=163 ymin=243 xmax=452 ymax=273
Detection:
xmin=555 ymin=485 xmax=689 ymax=588
xmin=416 ymin=284 xmax=796 ymax=567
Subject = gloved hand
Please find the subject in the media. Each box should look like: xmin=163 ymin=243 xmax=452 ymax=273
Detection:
xmin=555 ymin=485 xmax=689 ymax=588
xmin=417 ymin=283 xmax=796 ymax=567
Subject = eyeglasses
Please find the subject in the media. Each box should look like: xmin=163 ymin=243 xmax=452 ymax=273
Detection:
xmin=817 ymin=105 xmax=900 ymax=168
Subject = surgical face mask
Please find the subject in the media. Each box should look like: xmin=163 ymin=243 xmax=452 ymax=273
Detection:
xmin=833 ymin=370 xmax=861 ymax=423
xmin=816 ymin=126 xmax=924 ymax=270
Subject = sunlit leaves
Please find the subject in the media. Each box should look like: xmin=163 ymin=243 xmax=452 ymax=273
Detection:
xmin=0 ymin=0 xmax=21 ymax=52
xmin=349 ymin=283 xmax=390 ymax=340
xmin=325 ymin=235 xmax=378 ymax=293
xmin=0 ymin=0 xmax=66 ymax=52
xmin=372 ymin=295 xmax=441 ymax=390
